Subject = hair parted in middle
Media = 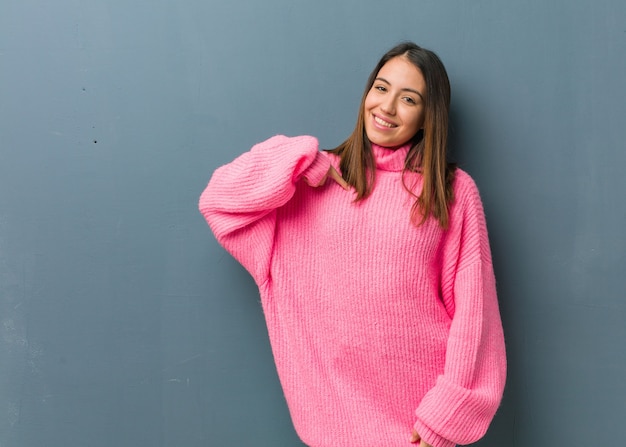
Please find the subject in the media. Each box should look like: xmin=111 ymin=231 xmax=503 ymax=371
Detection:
xmin=328 ymin=41 xmax=456 ymax=229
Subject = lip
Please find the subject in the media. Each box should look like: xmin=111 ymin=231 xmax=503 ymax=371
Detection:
xmin=372 ymin=113 xmax=397 ymax=130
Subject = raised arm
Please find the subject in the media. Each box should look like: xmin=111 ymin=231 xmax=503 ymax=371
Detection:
xmin=413 ymin=174 xmax=507 ymax=447
xmin=198 ymin=135 xmax=331 ymax=285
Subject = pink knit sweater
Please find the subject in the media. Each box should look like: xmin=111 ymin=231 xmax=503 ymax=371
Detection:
xmin=199 ymin=135 xmax=506 ymax=447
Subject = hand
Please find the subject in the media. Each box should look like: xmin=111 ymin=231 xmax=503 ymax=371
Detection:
xmin=409 ymin=429 xmax=433 ymax=447
xmin=314 ymin=165 xmax=350 ymax=190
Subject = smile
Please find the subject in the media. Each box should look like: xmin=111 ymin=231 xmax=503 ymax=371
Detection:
xmin=373 ymin=115 xmax=397 ymax=128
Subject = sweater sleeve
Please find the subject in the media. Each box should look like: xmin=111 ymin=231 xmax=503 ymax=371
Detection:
xmin=198 ymin=135 xmax=331 ymax=285
xmin=413 ymin=173 xmax=507 ymax=447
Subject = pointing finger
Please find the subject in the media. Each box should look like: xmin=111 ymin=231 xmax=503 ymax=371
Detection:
xmin=329 ymin=167 xmax=350 ymax=190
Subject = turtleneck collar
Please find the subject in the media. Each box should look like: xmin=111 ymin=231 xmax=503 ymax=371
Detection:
xmin=370 ymin=142 xmax=411 ymax=172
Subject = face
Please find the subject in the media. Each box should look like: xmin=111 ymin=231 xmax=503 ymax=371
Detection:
xmin=363 ymin=56 xmax=426 ymax=148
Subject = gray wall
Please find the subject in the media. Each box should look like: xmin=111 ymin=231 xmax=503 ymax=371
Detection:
xmin=1 ymin=1 xmax=625 ymax=446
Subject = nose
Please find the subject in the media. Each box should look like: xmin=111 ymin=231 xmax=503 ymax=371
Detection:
xmin=380 ymin=95 xmax=396 ymax=115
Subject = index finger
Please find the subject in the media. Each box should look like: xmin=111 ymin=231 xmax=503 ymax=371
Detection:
xmin=328 ymin=166 xmax=350 ymax=190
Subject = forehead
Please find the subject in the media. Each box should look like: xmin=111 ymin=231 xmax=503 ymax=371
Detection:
xmin=377 ymin=56 xmax=425 ymax=90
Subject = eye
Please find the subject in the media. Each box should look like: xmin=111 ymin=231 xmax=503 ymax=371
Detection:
xmin=374 ymin=85 xmax=387 ymax=92
xmin=402 ymin=96 xmax=417 ymax=104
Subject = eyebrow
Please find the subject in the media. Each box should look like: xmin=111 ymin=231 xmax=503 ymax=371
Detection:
xmin=375 ymin=77 xmax=425 ymax=101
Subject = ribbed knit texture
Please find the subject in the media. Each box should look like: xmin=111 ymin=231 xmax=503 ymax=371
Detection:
xmin=199 ymin=135 xmax=506 ymax=447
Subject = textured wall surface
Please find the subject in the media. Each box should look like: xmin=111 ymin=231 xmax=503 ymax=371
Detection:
xmin=1 ymin=1 xmax=625 ymax=446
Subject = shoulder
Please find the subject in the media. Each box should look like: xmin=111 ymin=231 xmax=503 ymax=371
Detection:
xmin=448 ymin=168 xmax=488 ymax=227
xmin=250 ymin=134 xmax=319 ymax=153
xmin=446 ymin=169 xmax=494 ymax=268
xmin=452 ymin=168 xmax=482 ymax=204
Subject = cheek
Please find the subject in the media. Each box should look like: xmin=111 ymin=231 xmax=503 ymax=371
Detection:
xmin=407 ymin=109 xmax=425 ymax=130
xmin=364 ymin=89 xmax=383 ymax=111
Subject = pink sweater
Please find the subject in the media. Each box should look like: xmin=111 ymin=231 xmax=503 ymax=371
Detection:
xmin=199 ymin=135 xmax=506 ymax=447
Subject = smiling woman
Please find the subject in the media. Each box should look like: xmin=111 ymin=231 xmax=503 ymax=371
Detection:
xmin=330 ymin=42 xmax=455 ymax=229
xmin=199 ymin=42 xmax=506 ymax=447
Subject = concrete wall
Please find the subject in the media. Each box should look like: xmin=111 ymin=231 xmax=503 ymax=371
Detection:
xmin=1 ymin=1 xmax=625 ymax=445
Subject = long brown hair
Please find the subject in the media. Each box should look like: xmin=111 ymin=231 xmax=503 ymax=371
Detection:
xmin=328 ymin=42 xmax=456 ymax=229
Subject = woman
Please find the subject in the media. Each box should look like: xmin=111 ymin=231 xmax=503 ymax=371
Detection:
xmin=199 ymin=42 xmax=506 ymax=447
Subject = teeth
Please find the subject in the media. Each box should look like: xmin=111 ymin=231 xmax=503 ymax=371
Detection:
xmin=374 ymin=116 xmax=395 ymax=128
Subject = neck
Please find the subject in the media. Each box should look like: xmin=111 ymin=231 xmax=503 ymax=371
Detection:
xmin=369 ymin=141 xmax=411 ymax=172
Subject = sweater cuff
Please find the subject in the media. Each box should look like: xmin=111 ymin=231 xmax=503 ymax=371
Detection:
xmin=415 ymin=374 xmax=494 ymax=446
xmin=301 ymin=151 xmax=331 ymax=186
xmin=413 ymin=420 xmax=455 ymax=447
